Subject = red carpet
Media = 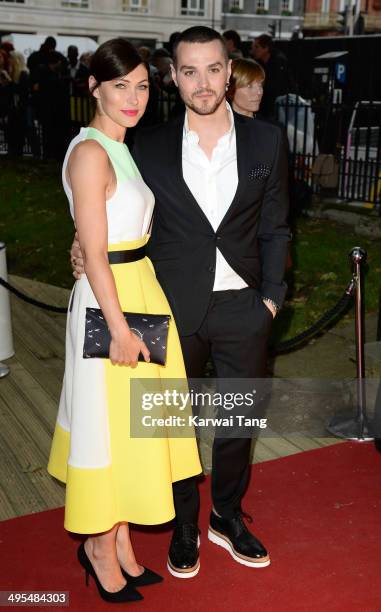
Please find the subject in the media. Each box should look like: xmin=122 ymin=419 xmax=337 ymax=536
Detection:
xmin=1 ymin=442 xmax=380 ymax=612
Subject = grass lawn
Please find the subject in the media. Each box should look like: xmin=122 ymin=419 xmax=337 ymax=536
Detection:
xmin=1 ymin=157 xmax=380 ymax=342
xmin=1 ymin=158 xmax=73 ymax=289
xmin=275 ymin=219 xmax=381 ymax=342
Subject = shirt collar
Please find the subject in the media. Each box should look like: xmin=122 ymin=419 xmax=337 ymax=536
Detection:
xmin=183 ymin=101 xmax=235 ymax=148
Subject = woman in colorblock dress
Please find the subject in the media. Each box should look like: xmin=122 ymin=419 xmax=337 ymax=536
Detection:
xmin=47 ymin=38 xmax=201 ymax=604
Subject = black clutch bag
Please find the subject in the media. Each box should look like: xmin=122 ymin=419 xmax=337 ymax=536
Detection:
xmin=83 ymin=308 xmax=171 ymax=366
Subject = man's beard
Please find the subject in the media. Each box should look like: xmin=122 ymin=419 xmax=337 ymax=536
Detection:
xmin=183 ymin=88 xmax=226 ymax=116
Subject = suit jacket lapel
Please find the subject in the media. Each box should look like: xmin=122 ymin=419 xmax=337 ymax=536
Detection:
xmin=168 ymin=114 xmax=215 ymax=232
xmin=218 ymin=112 xmax=251 ymax=231
xmin=167 ymin=110 xmax=253 ymax=233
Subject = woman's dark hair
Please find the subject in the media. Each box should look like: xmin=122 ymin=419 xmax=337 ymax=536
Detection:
xmin=89 ymin=37 xmax=146 ymax=93
xmin=172 ymin=26 xmax=228 ymax=64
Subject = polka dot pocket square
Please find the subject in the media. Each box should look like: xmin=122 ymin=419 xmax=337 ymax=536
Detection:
xmin=249 ymin=164 xmax=271 ymax=180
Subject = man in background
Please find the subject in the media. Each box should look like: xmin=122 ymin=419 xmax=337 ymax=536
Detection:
xmin=223 ymin=29 xmax=243 ymax=59
xmin=251 ymin=34 xmax=294 ymax=118
xmin=67 ymin=45 xmax=89 ymax=96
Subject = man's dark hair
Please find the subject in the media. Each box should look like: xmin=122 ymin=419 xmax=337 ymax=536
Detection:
xmin=223 ymin=30 xmax=241 ymax=50
xmin=151 ymin=47 xmax=171 ymax=60
xmin=68 ymin=45 xmax=79 ymax=57
xmin=172 ymin=26 xmax=228 ymax=64
xmin=89 ymin=37 xmax=146 ymax=93
xmin=255 ymin=34 xmax=274 ymax=53
xmin=44 ymin=36 xmax=57 ymax=50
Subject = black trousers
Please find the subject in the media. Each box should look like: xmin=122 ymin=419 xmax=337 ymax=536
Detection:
xmin=172 ymin=287 xmax=273 ymax=523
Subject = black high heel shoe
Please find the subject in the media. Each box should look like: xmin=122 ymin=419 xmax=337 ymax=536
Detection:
xmin=120 ymin=566 xmax=163 ymax=587
xmin=77 ymin=542 xmax=143 ymax=603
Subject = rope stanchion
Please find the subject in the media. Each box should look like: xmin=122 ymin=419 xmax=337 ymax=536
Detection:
xmin=0 ymin=271 xmax=356 ymax=351
xmin=1 ymin=248 xmax=375 ymax=441
xmin=0 ymin=243 xmax=14 ymax=377
xmin=0 ymin=242 xmax=366 ymax=362
xmin=271 ymin=285 xmax=354 ymax=355
xmin=0 ymin=277 xmax=67 ymax=314
xmin=327 ymin=247 xmax=374 ymax=441
xmin=1 ymin=273 xmax=354 ymax=350
xmin=0 ymin=363 xmax=9 ymax=379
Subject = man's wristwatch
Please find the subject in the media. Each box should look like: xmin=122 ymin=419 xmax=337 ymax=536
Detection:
xmin=262 ymin=297 xmax=280 ymax=316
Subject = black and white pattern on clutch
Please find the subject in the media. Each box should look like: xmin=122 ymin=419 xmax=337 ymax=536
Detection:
xmin=249 ymin=164 xmax=271 ymax=180
xmin=83 ymin=308 xmax=171 ymax=365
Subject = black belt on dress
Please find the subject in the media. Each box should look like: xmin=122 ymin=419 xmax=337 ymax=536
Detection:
xmin=108 ymin=245 xmax=146 ymax=264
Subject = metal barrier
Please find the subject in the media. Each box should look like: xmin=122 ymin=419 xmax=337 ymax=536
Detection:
xmin=0 ymin=246 xmax=367 ymax=357
xmin=0 ymin=243 xmax=14 ymax=379
xmin=274 ymin=96 xmax=381 ymax=210
xmin=327 ymin=247 xmax=374 ymax=440
xmin=0 ymin=95 xmax=93 ymax=158
xmin=0 ymin=246 xmax=377 ymax=439
xmin=1 ymin=95 xmax=380 ymax=208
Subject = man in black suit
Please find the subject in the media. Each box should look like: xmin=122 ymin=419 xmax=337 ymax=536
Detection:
xmin=72 ymin=26 xmax=290 ymax=578
xmin=133 ymin=27 xmax=290 ymax=578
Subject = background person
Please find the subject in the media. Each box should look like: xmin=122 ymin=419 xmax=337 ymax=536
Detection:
xmin=67 ymin=44 xmax=89 ymax=96
xmin=227 ymin=58 xmax=296 ymax=273
xmin=7 ymin=50 xmax=39 ymax=156
xmin=251 ymin=34 xmax=295 ymax=119
xmin=0 ymin=49 xmax=13 ymax=147
xmin=27 ymin=36 xmax=66 ymax=84
xmin=227 ymin=57 xmax=265 ymax=118
xmin=222 ymin=29 xmax=243 ymax=59
xmin=79 ymin=51 xmax=93 ymax=69
xmin=38 ymin=50 xmax=70 ymax=160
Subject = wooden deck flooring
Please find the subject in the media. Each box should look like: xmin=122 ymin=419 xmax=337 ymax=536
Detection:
xmin=0 ymin=275 xmax=341 ymax=522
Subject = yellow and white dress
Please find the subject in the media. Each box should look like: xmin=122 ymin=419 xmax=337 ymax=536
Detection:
xmin=47 ymin=127 xmax=201 ymax=534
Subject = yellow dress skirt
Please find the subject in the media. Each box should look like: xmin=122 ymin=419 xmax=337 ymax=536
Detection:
xmin=47 ymin=236 xmax=202 ymax=534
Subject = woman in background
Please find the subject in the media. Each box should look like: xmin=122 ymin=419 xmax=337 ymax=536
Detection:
xmin=7 ymin=51 xmax=38 ymax=156
xmin=228 ymin=59 xmax=295 ymax=272
xmin=227 ymin=57 xmax=265 ymax=118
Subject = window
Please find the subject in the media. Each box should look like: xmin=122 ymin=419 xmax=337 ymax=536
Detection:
xmin=0 ymin=0 xmax=25 ymax=3
xmin=321 ymin=0 xmax=330 ymax=12
xmin=228 ymin=0 xmax=244 ymax=9
xmin=61 ymin=0 xmax=89 ymax=8
xmin=122 ymin=0 xmax=149 ymax=12
xmin=181 ymin=0 xmax=205 ymax=16
xmin=280 ymin=0 xmax=293 ymax=11
xmin=339 ymin=0 xmax=355 ymax=9
xmin=256 ymin=0 xmax=269 ymax=11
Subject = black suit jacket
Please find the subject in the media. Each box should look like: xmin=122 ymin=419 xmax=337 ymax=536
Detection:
xmin=133 ymin=111 xmax=290 ymax=336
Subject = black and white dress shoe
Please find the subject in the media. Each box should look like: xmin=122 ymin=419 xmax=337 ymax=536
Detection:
xmin=208 ymin=511 xmax=270 ymax=568
xmin=167 ymin=523 xmax=200 ymax=579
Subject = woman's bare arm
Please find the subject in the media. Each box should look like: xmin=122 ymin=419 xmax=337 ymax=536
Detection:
xmin=68 ymin=140 xmax=149 ymax=366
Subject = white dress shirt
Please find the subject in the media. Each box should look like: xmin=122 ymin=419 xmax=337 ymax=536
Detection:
xmin=182 ymin=104 xmax=248 ymax=291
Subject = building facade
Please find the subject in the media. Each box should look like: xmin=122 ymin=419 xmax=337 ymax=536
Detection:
xmin=0 ymin=0 xmax=223 ymax=47
xmin=1 ymin=0 xmax=378 ymax=52
xmin=221 ymin=0 xmax=304 ymax=39
xmin=303 ymin=0 xmax=381 ymax=35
